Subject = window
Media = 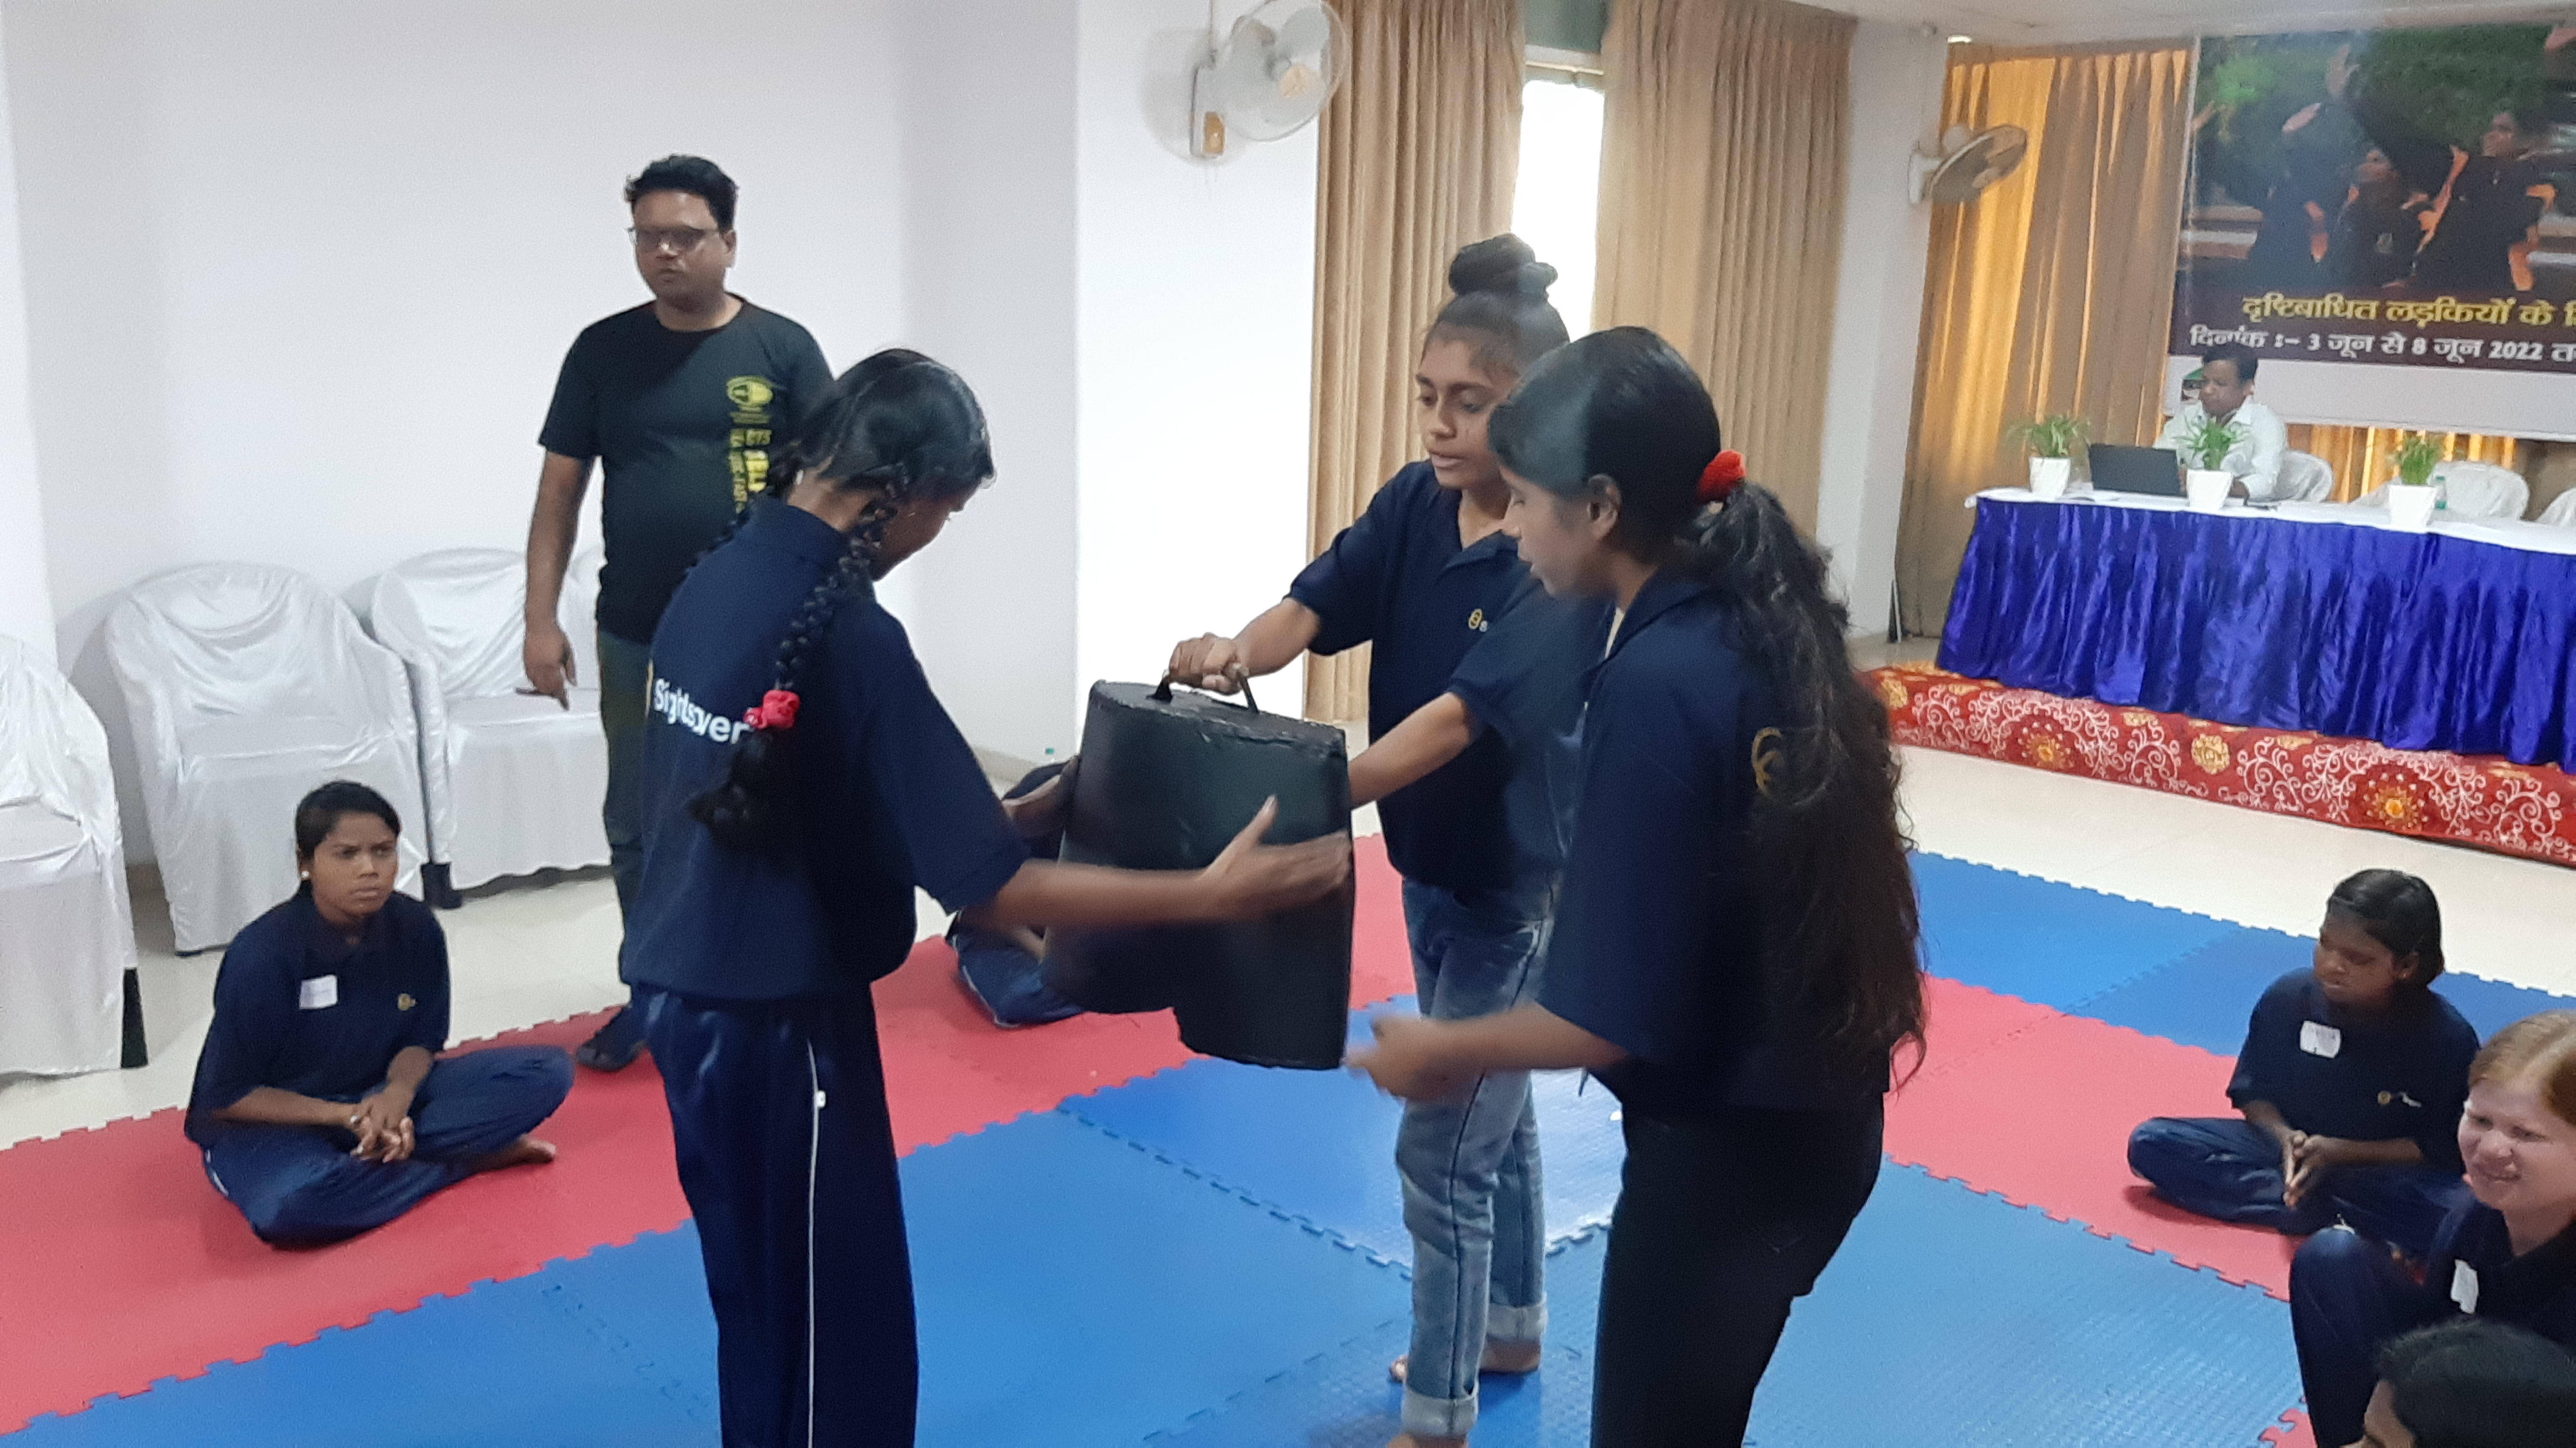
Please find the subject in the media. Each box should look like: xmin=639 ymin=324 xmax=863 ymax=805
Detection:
xmin=1513 ymin=69 xmax=1605 ymax=337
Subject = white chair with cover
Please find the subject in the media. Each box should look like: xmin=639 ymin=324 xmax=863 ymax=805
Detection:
xmin=105 ymin=564 xmax=426 ymax=953
xmin=0 ymin=635 xmax=138 ymax=1075
xmin=369 ymin=548 xmax=609 ymax=902
xmin=2540 ymin=490 xmax=2576 ymax=528
xmin=2274 ymin=451 xmax=2335 ymax=503
xmin=2356 ymin=461 xmax=2531 ymax=520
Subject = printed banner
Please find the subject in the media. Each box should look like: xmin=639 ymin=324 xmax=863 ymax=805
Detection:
xmin=2170 ymin=25 xmax=2576 ymax=435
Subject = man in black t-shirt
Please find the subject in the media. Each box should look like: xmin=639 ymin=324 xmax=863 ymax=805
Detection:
xmin=522 ymin=155 xmax=832 ymax=1071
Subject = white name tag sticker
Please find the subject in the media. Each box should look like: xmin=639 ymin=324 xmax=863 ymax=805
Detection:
xmin=2452 ymin=1261 xmax=2480 ymax=1314
xmin=298 ymin=975 xmax=338 ymax=1011
xmin=2299 ymin=1021 xmax=2342 ymax=1058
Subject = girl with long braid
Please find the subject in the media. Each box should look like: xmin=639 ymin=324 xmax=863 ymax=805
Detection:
xmin=621 ymin=348 xmax=1350 ymax=1447
xmin=1353 ymin=327 xmax=1925 ymax=1447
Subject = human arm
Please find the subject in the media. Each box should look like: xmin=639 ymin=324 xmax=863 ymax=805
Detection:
xmin=2233 ymin=407 xmax=2290 ymax=501
xmin=209 ymin=1045 xmax=435 ymax=1162
xmin=523 ymin=450 xmax=595 ymax=703
xmin=1352 ymin=1004 xmax=1625 ymax=1101
xmin=1167 ymin=599 xmax=1322 ymax=695
xmin=1349 ymin=693 xmax=1477 ymax=808
xmin=976 ymin=798 xmax=1349 ymax=930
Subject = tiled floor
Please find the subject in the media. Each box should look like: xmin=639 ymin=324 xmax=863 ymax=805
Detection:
xmin=6 ymin=719 xmax=2571 ymax=1149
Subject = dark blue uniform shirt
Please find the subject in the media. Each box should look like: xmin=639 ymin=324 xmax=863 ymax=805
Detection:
xmin=2227 ymin=970 xmax=2480 ymax=1172
xmin=2422 ymin=1197 xmax=2576 ymax=1347
xmin=1445 ymin=577 xmax=1613 ymax=895
xmin=1290 ymin=463 xmax=1526 ymax=894
xmin=185 ymin=887 xmax=452 ymax=1145
xmin=1536 ymin=571 xmax=1885 ymax=1118
xmin=623 ymin=501 xmax=1028 ymax=1001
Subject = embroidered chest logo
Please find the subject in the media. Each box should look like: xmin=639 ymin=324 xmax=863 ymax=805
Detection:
xmin=725 ymin=375 xmax=780 ymax=507
xmin=1467 ymin=608 xmax=1488 ymax=632
xmin=397 ymin=993 xmax=417 ymax=1012
xmin=1751 ymin=727 xmax=1785 ymax=797
xmin=2377 ymin=1090 xmax=2423 ymax=1108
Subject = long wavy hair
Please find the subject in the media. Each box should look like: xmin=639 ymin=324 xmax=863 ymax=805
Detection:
xmin=1489 ymin=326 xmax=1926 ymax=1080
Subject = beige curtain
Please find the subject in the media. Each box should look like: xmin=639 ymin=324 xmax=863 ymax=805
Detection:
xmin=1592 ymin=0 xmax=1855 ymax=532
xmin=1307 ymin=0 xmax=1524 ymax=724
xmin=1897 ymin=43 xmax=2193 ymax=634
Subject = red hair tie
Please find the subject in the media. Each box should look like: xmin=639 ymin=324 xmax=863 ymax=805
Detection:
xmin=1698 ymin=449 xmax=1746 ymax=505
xmin=742 ymin=689 xmax=801 ymax=733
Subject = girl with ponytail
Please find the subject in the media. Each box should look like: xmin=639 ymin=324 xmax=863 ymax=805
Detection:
xmin=1354 ymin=326 xmax=1926 ymax=1447
xmin=621 ymin=348 xmax=1349 ymax=1447
xmin=1168 ymin=235 xmax=1580 ymax=1448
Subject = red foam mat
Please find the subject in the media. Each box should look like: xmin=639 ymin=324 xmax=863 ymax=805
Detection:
xmin=0 ymin=1014 xmax=684 ymax=1432
xmin=1887 ymin=1005 xmax=2301 ymax=1297
xmin=0 ymin=837 xmax=1411 ymax=1430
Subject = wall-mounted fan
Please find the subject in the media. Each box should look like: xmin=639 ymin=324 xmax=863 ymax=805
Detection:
xmin=1909 ymin=124 xmax=2029 ymax=204
xmin=1191 ymin=0 xmax=1348 ymax=159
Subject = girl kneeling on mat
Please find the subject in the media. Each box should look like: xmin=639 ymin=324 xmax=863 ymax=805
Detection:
xmin=621 ymin=349 xmax=1348 ymax=1448
xmin=1355 ymin=326 xmax=1926 ymax=1448
xmin=186 ymin=781 xmax=571 ymax=1246
xmin=2128 ymin=869 xmax=2479 ymax=1259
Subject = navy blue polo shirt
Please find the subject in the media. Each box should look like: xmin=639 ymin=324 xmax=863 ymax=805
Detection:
xmin=2227 ymin=970 xmax=2479 ymax=1171
xmin=1445 ymin=577 xmax=1614 ymax=895
xmin=1536 ymin=570 xmax=1884 ymax=1118
xmin=185 ymin=887 xmax=452 ymax=1145
xmin=622 ymin=500 xmax=1027 ymax=1001
xmin=1290 ymin=462 xmax=1526 ymax=894
xmin=2424 ymin=1198 xmax=2576 ymax=1346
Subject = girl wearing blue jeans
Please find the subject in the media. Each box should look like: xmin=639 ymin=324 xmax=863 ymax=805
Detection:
xmin=1169 ymin=236 xmax=1572 ymax=1447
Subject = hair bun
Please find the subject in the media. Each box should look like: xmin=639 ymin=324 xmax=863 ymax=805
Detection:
xmin=1449 ymin=234 xmax=1556 ymax=301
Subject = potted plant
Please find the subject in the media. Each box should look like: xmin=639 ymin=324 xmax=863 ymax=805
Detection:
xmin=2178 ymin=415 xmax=2239 ymax=513
xmin=2007 ymin=414 xmax=2088 ymax=500
xmin=2385 ymin=433 xmax=2444 ymax=532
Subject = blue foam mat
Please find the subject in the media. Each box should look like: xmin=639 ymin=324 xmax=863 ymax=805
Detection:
xmin=9 ymin=1226 xmax=721 ymax=1448
xmin=1913 ymin=854 xmax=2242 ymax=1010
xmin=2061 ymin=923 xmax=2575 ymax=1056
xmin=1167 ymin=1165 xmax=2304 ymax=1448
xmin=15 ymin=1107 xmax=1414 ymax=1448
xmin=1070 ymin=996 xmax=1626 ymax=1267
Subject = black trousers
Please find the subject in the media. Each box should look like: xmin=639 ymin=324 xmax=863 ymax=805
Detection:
xmin=638 ymin=983 xmax=916 ymax=1448
xmin=1590 ymin=1102 xmax=1884 ymax=1447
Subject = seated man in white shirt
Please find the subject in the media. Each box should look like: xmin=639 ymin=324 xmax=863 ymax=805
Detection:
xmin=2154 ymin=342 xmax=2291 ymax=500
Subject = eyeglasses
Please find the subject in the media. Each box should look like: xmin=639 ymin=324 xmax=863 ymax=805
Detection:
xmin=629 ymin=226 xmax=720 ymax=254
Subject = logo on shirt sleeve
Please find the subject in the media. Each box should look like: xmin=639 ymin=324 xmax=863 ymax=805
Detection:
xmin=1467 ymin=608 xmax=1489 ymax=632
xmin=726 ymin=375 xmax=780 ymax=506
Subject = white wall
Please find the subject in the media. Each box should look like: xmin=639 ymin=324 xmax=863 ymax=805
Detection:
xmin=7 ymin=0 xmax=906 ymax=853
xmin=0 ymin=19 xmax=44 ymax=662
xmin=888 ymin=0 xmax=1083 ymax=768
xmin=1814 ymin=20 xmax=1944 ymax=634
xmin=1071 ymin=0 xmax=1314 ymax=725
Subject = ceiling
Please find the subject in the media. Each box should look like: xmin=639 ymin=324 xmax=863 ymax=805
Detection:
xmin=1834 ymin=0 xmax=2569 ymax=45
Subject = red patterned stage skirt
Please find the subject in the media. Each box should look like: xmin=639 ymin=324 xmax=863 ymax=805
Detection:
xmin=1869 ymin=664 xmax=2576 ymax=869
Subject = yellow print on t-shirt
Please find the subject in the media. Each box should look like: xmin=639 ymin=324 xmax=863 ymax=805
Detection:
xmin=726 ymin=375 xmax=780 ymax=507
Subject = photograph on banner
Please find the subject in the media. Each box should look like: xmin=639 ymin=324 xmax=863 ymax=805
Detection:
xmin=2168 ymin=23 xmax=2576 ymax=437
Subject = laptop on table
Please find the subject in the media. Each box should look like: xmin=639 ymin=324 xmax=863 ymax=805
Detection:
xmin=2087 ymin=444 xmax=2185 ymax=498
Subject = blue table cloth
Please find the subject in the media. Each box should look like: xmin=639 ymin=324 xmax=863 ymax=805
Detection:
xmin=1937 ymin=496 xmax=2576 ymax=770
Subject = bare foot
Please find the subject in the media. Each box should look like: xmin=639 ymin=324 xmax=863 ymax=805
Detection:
xmin=463 ymin=1135 xmax=558 ymax=1175
xmin=1387 ymin=1338 xmax=1544 ymax=1384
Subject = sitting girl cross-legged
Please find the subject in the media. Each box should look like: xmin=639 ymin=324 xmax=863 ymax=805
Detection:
xmin=186 ymin=781 xmax=572 ymax=1246
xmin=2129 ymin=869 xmax=2480 ymax=1259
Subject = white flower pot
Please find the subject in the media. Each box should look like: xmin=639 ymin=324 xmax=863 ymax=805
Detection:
xmin=2385 ymin=482 xmax=2440 ymax=532
xmin=2185 ymin=469 xmax=2233 ymax=513
xmin=2028 ymin=456 xmax=2073 ymax=500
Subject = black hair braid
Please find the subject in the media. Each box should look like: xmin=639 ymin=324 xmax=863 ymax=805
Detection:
xmin=686 ymin=506 xmax=890 ymax=852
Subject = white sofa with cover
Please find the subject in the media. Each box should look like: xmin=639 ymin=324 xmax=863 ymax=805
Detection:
xmin=369 ymin=548 xmax=609 ymax=896
xmin=106 ymin=564 xmax=426 ymax=952
xmin=0 ymin=635 xmax=137 ymax=1075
